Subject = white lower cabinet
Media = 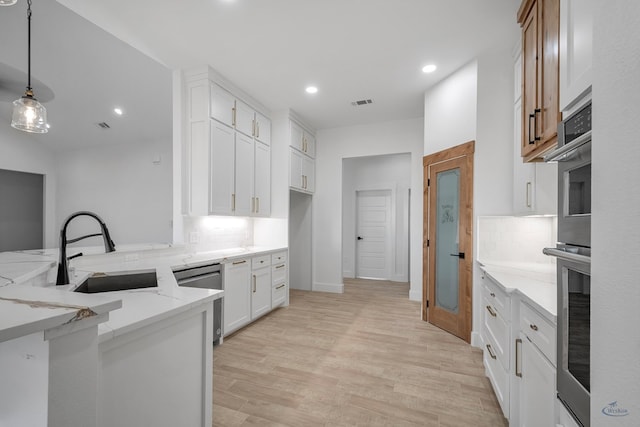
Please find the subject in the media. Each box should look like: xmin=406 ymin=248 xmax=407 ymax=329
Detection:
xmin=480 ymin=267 xmax=558 ymax=426
xmin=251 ymin=261 xmax=272 ymax=319
xmin=223 ymin=259 xmax=251 ymax=335
xmin=517 ymin=333 xmax=556 ymax=427
xmin=224 ymin=251 xmax=288 ymax=337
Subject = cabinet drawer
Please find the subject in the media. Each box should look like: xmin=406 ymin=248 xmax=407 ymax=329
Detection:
xmin=483 ymin=297 xmax=510 ymax=371
xmin=252 ymin=254 xmax=271 ymax=270
xmin=271 ymin=251 xmax=287 ymax=264
xmin=482 ymin=274 xmax=510 ymax=319
xmin=484 ymin=332 xmax=510 ymax=419
xmin=272 ymin=262 xmax=286 ymax=284
xmin=272 ymin=281 xmax=287 ymax=307
xmin=520 ymin=302 xmax=556 ymax=364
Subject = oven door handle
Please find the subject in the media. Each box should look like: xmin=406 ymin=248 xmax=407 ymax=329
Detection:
xmin=543 ymin=247 xmax=591 ymax=265
xmin=544 ymin=131 xmax=592 ymax=162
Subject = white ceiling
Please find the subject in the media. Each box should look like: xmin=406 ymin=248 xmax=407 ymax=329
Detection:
xmin=1 ymin=0 xmax=519 ymax=150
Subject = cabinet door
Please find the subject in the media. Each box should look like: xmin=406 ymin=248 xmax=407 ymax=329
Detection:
xmin=255 ymin=112 xmax=271 ymax=146
xmin=289 ymin=148 xmax=303 ymax=190
xmin=251 ymin=267 xmax=271 ymax=319
xmin=254 ymin=142 xmax=271 ymax=216
xmin=303 ymin=132 xmax=316 ymax=158
xmin=539 ymin=0 xmax=560 ymax=144
xmin=210 ymin=84 xmax=235 ymax=127
xmin=187 ymin=120 xmax=211 ymax=216
xmin=513 ymin=97 xmax=537 ymax=214
xmin=519 ymin=334 xmax=556 ymax=427
xmin=290 ymin=121 xmax=304 ymax=151
xmin=223 ymin=260 xmax=251 ymax=335
xmin=521 ymin=2 xmax=539 ymax=158
xmin=302 ymin=156 xmax=315 ymax=193
xmin=559 ymin=0 xmax=593 ymax=111
xmin=234 ymin=132 xmax=254 ymax=216
xmin=234 ymin=100 xmax=255 ymax=137
xmin=210 ymin=121 xmax=235 ymax=215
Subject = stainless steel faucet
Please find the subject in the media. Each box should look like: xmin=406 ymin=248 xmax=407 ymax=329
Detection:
xmin=56 ymin=211 xmax=116 ymax=285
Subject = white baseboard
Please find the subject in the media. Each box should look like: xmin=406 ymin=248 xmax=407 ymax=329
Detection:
xmin=409 ymin=289 xmax=421 ymax=302
xmin=471 ymin=331 xmax=483 ymax=349
xmin=313 ymin=282 xmax=344 ymax=293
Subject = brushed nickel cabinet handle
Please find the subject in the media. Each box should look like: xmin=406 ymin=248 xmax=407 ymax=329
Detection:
xmin=275 ymin=264 xmax=285 ymax=269
xmin=232 ymin=260 xmax=247 ymax=265
xmin=232 ymin=193 xmax=236 ymax=211
xmin=515 ymin=338 xmax=523 ymax=377
xmin=275 ymin=284 xmax=285 ymax=290
xmin=486 ymin=344 xmax=497 ymax=360
xmin=526 ymin=182 xmax=532 ymax=207
xmin=253 ymin=275 xmax=256 ymax=293
xmin=486 ymin=305 xmax=497 ymax=318
xmin=232 ymin=107 xmax=236 ymax=127
xmin=530 ymin=324 xmax=539 ymax=331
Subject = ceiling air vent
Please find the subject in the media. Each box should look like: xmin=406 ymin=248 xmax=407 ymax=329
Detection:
xmin=96 ymin=122 xmax=111 ymax=129
xmin=351 ymin=99 xmax=373 ymax=107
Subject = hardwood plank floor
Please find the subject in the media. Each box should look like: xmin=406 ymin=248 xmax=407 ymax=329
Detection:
xmin=213 ymin=278 xmax=507 ymax=426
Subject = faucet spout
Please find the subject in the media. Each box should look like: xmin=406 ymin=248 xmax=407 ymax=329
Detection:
xmin=56 ymin=211 xmax=116 ymax=286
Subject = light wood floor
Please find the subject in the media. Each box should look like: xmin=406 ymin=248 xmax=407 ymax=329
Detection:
xmin=213 ymin=278 xmax=507 ymax=426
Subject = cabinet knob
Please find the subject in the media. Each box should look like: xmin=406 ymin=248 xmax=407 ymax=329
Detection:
xmin=529 ymin=324 xmax=539 ymax=331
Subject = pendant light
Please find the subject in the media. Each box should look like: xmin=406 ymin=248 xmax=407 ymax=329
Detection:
xmin=11 ymin=0 xmax=48 ymax=134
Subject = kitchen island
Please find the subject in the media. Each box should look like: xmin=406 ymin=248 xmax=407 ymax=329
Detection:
xmin=0 ymin=245 xmax=235 ymax=427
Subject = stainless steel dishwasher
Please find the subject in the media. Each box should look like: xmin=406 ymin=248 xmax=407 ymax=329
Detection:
xmin=173 ymin=263 xmax=222 ymax=345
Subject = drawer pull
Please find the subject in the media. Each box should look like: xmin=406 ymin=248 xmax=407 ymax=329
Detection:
xmin=486 ymin=344 xmax=497 ymax=360
xmin=232 ymin=260 xmax=247 ymax=265
xmin=486 ymin=305 xmax=497 ymax=317
xmin=275 ymin=284 xmax=286 ymax=290
xmin=529 ymin=324 xmax=539 ymax=331
xmin=253 ymin=275 xmax=257 ymax=293
xmin=275 ymin=264 xmax=285 ymax=269
xmin=490 ymin=292 xmax=495 ymax=297
xmin=516 ymin=338 xmax=523 ymax=377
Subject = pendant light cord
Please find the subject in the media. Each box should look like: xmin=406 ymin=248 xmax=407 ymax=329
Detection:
xmin=26 ymin=0 xmax=32 ymax=93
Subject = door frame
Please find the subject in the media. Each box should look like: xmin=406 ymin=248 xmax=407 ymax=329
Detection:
xmin=422 ymin=140 xmax=475 ymax=342
xmin=355 ymin=188 xmax=393 ymax=280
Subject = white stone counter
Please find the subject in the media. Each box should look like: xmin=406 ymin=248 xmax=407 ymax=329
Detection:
xmin=478 ymin=261 xmax=557 ymax=322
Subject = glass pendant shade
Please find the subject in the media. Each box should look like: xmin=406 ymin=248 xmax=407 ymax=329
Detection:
xmin=11 ymin=93 xmax=48 ymax=133
xmin=0 ymin=0 xmax=18 ymax=6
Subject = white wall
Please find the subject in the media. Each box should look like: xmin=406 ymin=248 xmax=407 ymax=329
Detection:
xmin=314 ymin=118 xmax=424 ymax=297
xmin=55 ymin=140 xmax=173 ymax=246
xmin=591 ymin=1 xmax=640 ymax=424
xmin=342 ymin=154 xmax=411 ymax=281
xmin=423 ymin=47 xmax=516 ymax=345
xmin=0 ymin=124 xmax=57 ymax=248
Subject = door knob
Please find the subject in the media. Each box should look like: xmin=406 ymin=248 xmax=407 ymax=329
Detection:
xmin=357 ymin=236 xmax=364 ymax=240
xmin=450 ymin=252 xmax=465 ymax=259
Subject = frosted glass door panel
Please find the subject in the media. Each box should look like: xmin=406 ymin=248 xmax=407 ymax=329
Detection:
xmin=435 ymin=168 xmax=460 ymax=314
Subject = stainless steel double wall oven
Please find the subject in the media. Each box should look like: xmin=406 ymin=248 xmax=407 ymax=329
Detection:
xmin=544 ymin=100 xmax=592 ymax=427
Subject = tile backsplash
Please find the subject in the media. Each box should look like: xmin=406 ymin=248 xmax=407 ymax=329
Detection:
xmin=183 ymin=216 xmax=252 ymax=252
xmin=477 ymin=216 xmax=557 ymax=265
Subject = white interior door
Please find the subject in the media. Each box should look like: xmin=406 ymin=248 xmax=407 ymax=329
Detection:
xmin=356 ymin=190 xmax=392 ymax=280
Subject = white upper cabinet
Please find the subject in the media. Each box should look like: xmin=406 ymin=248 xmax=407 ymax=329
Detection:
xmin=210 ymin=84 xmax=235 ymax=127
xmin=289 ymin=149 xmax=303 ymax=189
xmin=255 ymin=112 xmax=271 ymax=146
xmin=234 ymin=132 xmax=255 ymax=216
xmin=234 ymin=99 xmax=255 ymax=137
xmin=254 ymin=142 xmax=271 ymax=216
xmin=290 ymin=121 xmax=316 ymax=158
xmin=559 ymin=0 xmax=593 ymax=111
xmin=210 ymin=121 xmax=235 ymax=215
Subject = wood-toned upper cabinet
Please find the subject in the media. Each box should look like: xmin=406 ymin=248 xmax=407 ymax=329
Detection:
xmin=518 ymin=0 xmax=560 ymax=162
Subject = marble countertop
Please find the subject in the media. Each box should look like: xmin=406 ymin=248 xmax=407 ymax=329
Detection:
xmin=0 ymin=245 xmax=287 ymax=343
xmin=0 ymin=284 xmax=122 ymax=343
xmin=478 ymin=260 xmax=557 ymax=322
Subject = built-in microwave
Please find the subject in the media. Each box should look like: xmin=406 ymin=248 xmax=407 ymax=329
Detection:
xmin=545 ymin=101 xmax=592 ymax=248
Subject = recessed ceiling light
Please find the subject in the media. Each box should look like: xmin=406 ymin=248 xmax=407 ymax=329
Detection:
xmin=305 ymin=86 xmax=318 ymax=94
xmin=422 ymin=64 xmax=437 ymax=73
xmin=113 ymin=107 xmax=124 ymax=116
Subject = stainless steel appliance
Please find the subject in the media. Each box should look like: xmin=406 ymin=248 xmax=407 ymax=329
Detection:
xmin=544 ymin=100 xmax=592 ymax=427
xmin=173 ymin=263 xmax=222 ymax=345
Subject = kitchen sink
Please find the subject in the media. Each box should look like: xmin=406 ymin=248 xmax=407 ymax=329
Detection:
xmin=74 ymin=270 xmax=158 ymax=293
